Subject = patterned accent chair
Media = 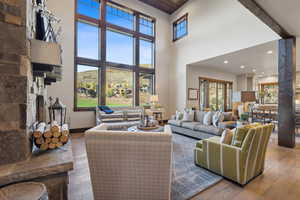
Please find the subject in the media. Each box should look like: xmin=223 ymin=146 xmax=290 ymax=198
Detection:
xmin=194 ymin=124 xmax=274 ymax=185
xmin=85 ymin=124 xmax=173 ymax=200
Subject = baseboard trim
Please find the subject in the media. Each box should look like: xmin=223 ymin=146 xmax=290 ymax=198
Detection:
xmin=70 ymin=127 xmax=92 ymax=133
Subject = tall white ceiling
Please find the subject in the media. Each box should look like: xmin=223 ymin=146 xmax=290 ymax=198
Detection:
xmin=255 ymin=0 xmax=300 ymax=37
xmin=189 ymin=40 xmax=279 ymax=76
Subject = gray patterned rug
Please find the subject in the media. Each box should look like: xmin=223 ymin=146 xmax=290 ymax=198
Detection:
xmin=171 ymin=133 xmax=223 ymax=200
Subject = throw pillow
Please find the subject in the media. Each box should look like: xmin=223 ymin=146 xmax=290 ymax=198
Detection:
xmin=231 ymin=127 xmax=249 ymax=147
xmin=175 ymin=111 xmax=183 ymax=120
xmin=223 ymin=112 xmax=233 ymax=121
xmin=98 ymin=106 xmax=114 ymax=114
xmin=195 ymin=111 xmax=206 ymax=123
xmin=182 ymin=110 xmax=194 ymax=122
xmin=203 ymin=111 xmax=213 ymax=125
xmin=220 ymin=129 xmax=233 ymax=144
xmin=212 ymin=111 xmax=225 ymax=127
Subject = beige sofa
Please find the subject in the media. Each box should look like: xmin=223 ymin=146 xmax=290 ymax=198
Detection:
xmin=85 ymin=124 xmax=173 ymax=200
xmin=168 ymin=111 xmax=237 ymax=139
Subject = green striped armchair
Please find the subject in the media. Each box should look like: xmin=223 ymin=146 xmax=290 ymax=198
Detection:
xmin=194 ymin=124 xmax=274 ymax=185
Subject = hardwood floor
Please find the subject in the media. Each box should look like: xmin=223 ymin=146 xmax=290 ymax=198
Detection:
xmin=69 ymin=133 xmax=300 ymax=200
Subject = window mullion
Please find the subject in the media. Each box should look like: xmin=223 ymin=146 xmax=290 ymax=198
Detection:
xmin=135 ymin=13 xmax=140 ymax=106
xmin=100 ymin=0 xmax=107 ymax=105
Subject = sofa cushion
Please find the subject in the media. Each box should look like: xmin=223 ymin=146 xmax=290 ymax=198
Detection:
xmin=182 ymin=110 xmax=194 ymax=122
xmin=212 ymin=111 xmax=224 ymax=127
xmin=175 ymin=111 xmax=184 ymax=120
xmin=218 ymin=121 xmax=236 ymax=129
xmin=223 ymin=112 xmax=233 ymax=121
xmin=98 ymin=105 xmax=114 ymax=114
xmin=220 ymin=129 xmax=233 ymax=144
xmin=168 ymin=120 xmax=183 ymax=127
xmin=181 ymin=122 xmax=201 ymax=130
xmin=101 ymin=118 xmax=125 ymax=123
xmin=203 ymin=112 xmax=213 ymax=125
xmin=195 ymin=111 xmax=206 ymax=123
xmin=194 ymin=124 xmax=223 ymax=136
xmin=100 ymin=112 xmax=124 ymax=119
xmin=231 ymin=127 xmax=248 ymax=147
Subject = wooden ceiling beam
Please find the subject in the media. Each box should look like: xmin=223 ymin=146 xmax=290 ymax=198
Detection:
xmin=138 ymin=0 xmax=189 ymax=14
xmin=238 ymin=0 xmax=292 ymax=39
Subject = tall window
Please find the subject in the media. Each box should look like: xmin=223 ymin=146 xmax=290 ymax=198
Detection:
xmin=76 ymin=65 xmax=99 ymax=108
xmin=106 ymin=68 xmax=133 ymax=107
xmin=199 ymin=78 xmax=233 ymax=111
xmin=75 ymin=0 xmax=156 ymax=110
xmin=173 ymin=13 xmax=188 ymax=41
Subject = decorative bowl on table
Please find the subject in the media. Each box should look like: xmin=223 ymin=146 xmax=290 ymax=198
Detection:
xmin=139 ymin=115 xmax=159 ymax=130
xmin=137 ymin=124 xmax=159 ymax=131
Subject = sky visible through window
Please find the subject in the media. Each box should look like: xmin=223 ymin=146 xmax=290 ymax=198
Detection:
xmin=77 ymin=0 xmax=100 ymax=19
xmin=175 ymin=20 xmax=187 ymax=39
xmin=106 ymin=30 xmax=134 ymax=65
xmin=77 ymin=22 xmax=99 ymax=59
xmin=77 ymin=0 xmax=153 ymax=65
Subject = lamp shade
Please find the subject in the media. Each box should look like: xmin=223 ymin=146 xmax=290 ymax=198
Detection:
xmin=150 ymin=95 xmax=159 ymax=102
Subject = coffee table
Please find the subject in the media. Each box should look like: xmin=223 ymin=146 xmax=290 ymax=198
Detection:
xmin=128 ymin=126 xmax=164 ymax=132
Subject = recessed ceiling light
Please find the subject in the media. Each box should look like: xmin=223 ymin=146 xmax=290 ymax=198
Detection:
xmin=240 ymin=65 xmax=245 ymax=69
xmin=267 ymin=50 xmax=273 ymax=54
xmin=224 ymin=60 xmax=229 ymax=64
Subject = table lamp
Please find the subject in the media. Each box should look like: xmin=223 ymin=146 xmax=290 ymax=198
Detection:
xmin=150 ymin=95 xmax=159 ymax=109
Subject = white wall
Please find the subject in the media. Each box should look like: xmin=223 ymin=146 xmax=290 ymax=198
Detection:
xmin=297 ymin=37 xmax=300 ymax=68
xmin=169 ymin=0 xmax=281 ymax=113
xmin=47 ymin=0 xmax=172 ymax=129
xmin=186 ymin=65 xmax=237 ymax=109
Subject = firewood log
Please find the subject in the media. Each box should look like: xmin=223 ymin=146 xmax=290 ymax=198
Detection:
xmin=50 ymin=121 xmax=59 ymax=133
xmin=33 ymin=122 xmax=46 ymax=138
xmin=40 ymin=143 xmax=49 ymax=151
xmin=45 ymin=138 xmax=52 ymax=144
xmin=44 ymin=125 xmax=53 ymax=138
xmin=51 ymin=137 xmax=59 ymax=143
xmin=35 ymin=137 xmax=45 ymax=146
xmin=49 ymin=143 xmax=56 ymax=149
xmin=60 ymin=135 xmax=69 ymax=144
xmin=53 ymin=131 xmax=61 ymax=138
xmin=56 ymin=142 xmax=63 ymax=148
xmin=61 ymin=124 xmax=69 ymax=136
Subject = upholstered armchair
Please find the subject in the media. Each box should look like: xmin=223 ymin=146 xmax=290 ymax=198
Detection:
xmin=85 ymin=124 xmax=173 ymax=200
xmin=194 ymin=124 xmax=274 ymax=185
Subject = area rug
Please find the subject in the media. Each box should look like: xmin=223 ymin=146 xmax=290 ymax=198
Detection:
xmin=171 ymin=133 xmax=223 ymax=200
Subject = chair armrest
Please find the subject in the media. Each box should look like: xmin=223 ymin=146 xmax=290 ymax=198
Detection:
xmin=201 ymin=139 xmax=246 ymax=183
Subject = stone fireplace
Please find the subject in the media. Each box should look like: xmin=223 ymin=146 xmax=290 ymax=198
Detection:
xmin=0 ymin=0 xmax=35 ymax=165
xmin=0 ymin=1 xmax=72 ymax=199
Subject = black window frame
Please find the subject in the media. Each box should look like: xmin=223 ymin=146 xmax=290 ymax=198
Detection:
xmin=173 ymin=13 xmax=188 ymax=42
xmin=74 ymin=0 xmax=156 ymax=111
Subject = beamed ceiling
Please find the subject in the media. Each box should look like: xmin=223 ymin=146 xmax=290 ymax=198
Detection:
xmin=137 ymin=0 xmax=189 ymax=14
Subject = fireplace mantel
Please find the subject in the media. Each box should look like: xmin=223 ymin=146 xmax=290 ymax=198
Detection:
xmin=0 ymin=142 xmax=74 ymax=199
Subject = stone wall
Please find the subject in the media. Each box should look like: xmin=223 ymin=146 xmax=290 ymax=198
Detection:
xmin=0 ymin=0 xmax=46 ymax=165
